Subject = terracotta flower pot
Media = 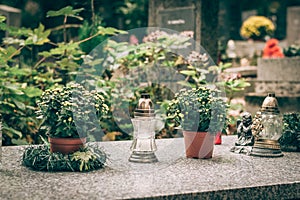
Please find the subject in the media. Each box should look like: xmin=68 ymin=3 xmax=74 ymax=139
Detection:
xmin=48 ymin=137 xmax=86 ymax=154
xmin=183 ymin=131 xmax=214 ymax=159
xmin=214 ymin=132 xmax=222 ymax=145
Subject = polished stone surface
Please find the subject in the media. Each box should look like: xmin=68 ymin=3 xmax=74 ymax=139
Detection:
xmin=1 ymin=136 xmax=299 ymax=199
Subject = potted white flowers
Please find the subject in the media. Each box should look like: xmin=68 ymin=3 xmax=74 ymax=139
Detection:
xmin=167 ymin=87 xmax=227 ymax=158
xmin=37 ymin=83 xmax=109 ymax=154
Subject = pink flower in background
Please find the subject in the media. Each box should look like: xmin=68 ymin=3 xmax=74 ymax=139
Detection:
xmin=129 ymin=35 xmax=139 ymax=45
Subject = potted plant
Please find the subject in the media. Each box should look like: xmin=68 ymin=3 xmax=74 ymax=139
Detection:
xmin=166 ymin=87 xmax=227 ymax=158
xmin=240 ymin=16 xmax=275 ymax=41
xmin=37 ymin=83 xmax=109 ymax=154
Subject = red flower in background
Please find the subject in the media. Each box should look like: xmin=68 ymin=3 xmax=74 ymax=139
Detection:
xmin=263 ymin=38 xmax=284 ymax=58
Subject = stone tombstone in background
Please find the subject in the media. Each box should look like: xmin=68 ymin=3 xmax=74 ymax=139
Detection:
xmin=287 ymin=6 xmax=300 ymax=45
xmin=0 ymin=4 xmax=21 ymax=37
xmin=241 ymin=10 xmax=257 ymax=22
xmin=0 ymin=5 xmax=21 ymax=27
xmin=148 ymin=0 xmax=219 ymax=63
xmin=158 ymin=6 xmax=195 ymax=36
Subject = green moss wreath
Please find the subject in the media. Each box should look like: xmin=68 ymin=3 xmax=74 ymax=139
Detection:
xmin=23 ymin=144 xmax=107 ymax=172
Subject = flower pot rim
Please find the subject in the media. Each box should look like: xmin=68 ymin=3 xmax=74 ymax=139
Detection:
xmin=182 ymin=130 xmax=218 ymax=135
xmin=183 ymin=130 xmax=208 ymax=133
xmin=48 ymin=137 xmax=86 ymax=145
xmin=48 ymin=136 xmax=86 ymax=139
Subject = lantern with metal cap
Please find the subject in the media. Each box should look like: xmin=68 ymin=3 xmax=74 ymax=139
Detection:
xmin=128 ymin=93 xmax=158 ymax=163
xmin=251 ymin=93 xmax=283 ymax=157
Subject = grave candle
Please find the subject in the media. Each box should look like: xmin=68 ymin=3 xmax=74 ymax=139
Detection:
xmin=128 ymin=93 xmax=158 ymax=163
xmin=251 ymin=93 xmax=283 ymax=157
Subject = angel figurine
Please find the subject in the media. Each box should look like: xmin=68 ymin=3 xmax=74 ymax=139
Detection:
xmin=235 ymin=112 xmax=254 ymax=146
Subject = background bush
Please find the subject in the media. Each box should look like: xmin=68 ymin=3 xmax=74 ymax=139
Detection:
xmin=0 ymin=6 xmax=124 ymax=145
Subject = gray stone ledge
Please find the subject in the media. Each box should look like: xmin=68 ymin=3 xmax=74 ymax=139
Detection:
xmin=257 ymin=57 xmax=300 ymax=82
xmin=1 ymin=136 xmax=299 ymax=200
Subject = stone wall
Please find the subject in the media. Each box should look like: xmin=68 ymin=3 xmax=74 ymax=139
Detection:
xmin=245 ymin=57 xmax=300 ymax=114
xmin=287 ymin=6 xmax=300 ymax=45
xmin=254 ymin=81 xmax=300 ymax=97
xmin=257 ymin=57 xmax=300 ymax=81
xmin=234 ymin=40 xmax=288 ymax=59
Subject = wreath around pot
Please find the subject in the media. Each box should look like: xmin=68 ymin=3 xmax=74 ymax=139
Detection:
xmin=22 ymin=144 xmax=107 ymax=172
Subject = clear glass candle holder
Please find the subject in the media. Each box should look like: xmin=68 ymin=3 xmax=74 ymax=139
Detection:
xmin=260 ymin=113 xmax=283 ymax=141
xmin=251 ymin=93 xmax=283 ymax=157
xmin=129 ymin=117 xmax=158 ymax=163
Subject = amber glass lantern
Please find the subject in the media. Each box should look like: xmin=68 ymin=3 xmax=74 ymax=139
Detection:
xmin=251 ymin=93 xmax=283 ymax=157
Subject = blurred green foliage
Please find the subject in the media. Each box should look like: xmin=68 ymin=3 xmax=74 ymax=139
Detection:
xmin=0 ymin=1 xmax=252 ymax=145
xmin=0 ymin=5 xmax=125 ymax=145
xmin=284 ymin=44 xmax=300 ymax=57
xmin=279 ymin=112 xmax=300 ymax=152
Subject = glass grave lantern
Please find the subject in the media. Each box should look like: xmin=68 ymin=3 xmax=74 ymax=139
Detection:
xmin=251 ymin=93 xmax=283 ymax=157
xmin=128 ymin=93 xmax=158 ymax=163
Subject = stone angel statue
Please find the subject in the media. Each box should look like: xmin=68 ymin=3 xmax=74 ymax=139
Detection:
xmin=235 ymin=112 xmax=254 ymax=146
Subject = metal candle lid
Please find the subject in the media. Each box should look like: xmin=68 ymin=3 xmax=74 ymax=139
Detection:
xmin=134 ymin=93 xmax=155 ymax=118
xmin=261 ymin=93 xmax=280 ymax=114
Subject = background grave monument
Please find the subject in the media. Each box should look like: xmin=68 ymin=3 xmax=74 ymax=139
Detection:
xmin=0 ymin=5 xmax=21 ymax=38
xmin=148 ymin=0 xmax=219 ymax=63
xmin=287 ymin=6 xmax=300 ymax=45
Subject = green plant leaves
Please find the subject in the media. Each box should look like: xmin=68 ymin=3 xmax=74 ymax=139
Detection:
xmin=180 ymin=70 xmax=196 ymax=76
xmin=37 ymin=51 xmax=52 ymax=58
xmin=25 ymin=24 xmax=50 ymax=45
xmin=2 ymin=126 xmax=23 ymax=138
xmin=5 ymin=84 xmax=24 ymax=95
xmin=51 ymin=42 xmax=81 ymax=55
xmin=2 ymin=37 xmax=25 ymax=46
xmin=0 ymin=15 xmax=6 ymax=22
xmin=23 ymin=87 xmax=43 ymax=98
xmin=8 ymin=67 xmax=31 ymax=76
xmin=221 ymin=79 xmax=251 ymax=92
xmin=71 ymin=151 xmax=94 ymax=171
xmin=38 ymin=83 xmax=109 ymax=138
xmin=22 ymin=145 xmax=106 ymax=172
xmin=278 ymin=112 xmax=300 ymax=152
xmin=1 ymin=5 xmax=130 ymax=145
xmin=284 ymin=44 xmax=300 ymax=57
xmin=13 ymin=99 xmax=26 ymax=110
xmin=0 ymin=46 xmax=20 ymax=62
xmin=166 ymin=87 xmax=228 ymax=133
xmin=47 ymin=6 xmax=84 ymax=20
xmin=97 ymin=26 xmax=127 ymax=35
xmin=219 ymin=63 xmax=232 ymax=71
xmin=208 ymin=63 xmax=232 ymax=75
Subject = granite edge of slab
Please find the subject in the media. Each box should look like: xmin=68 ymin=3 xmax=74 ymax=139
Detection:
xmin=126 ymin=182 xmax=300 ymax=200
